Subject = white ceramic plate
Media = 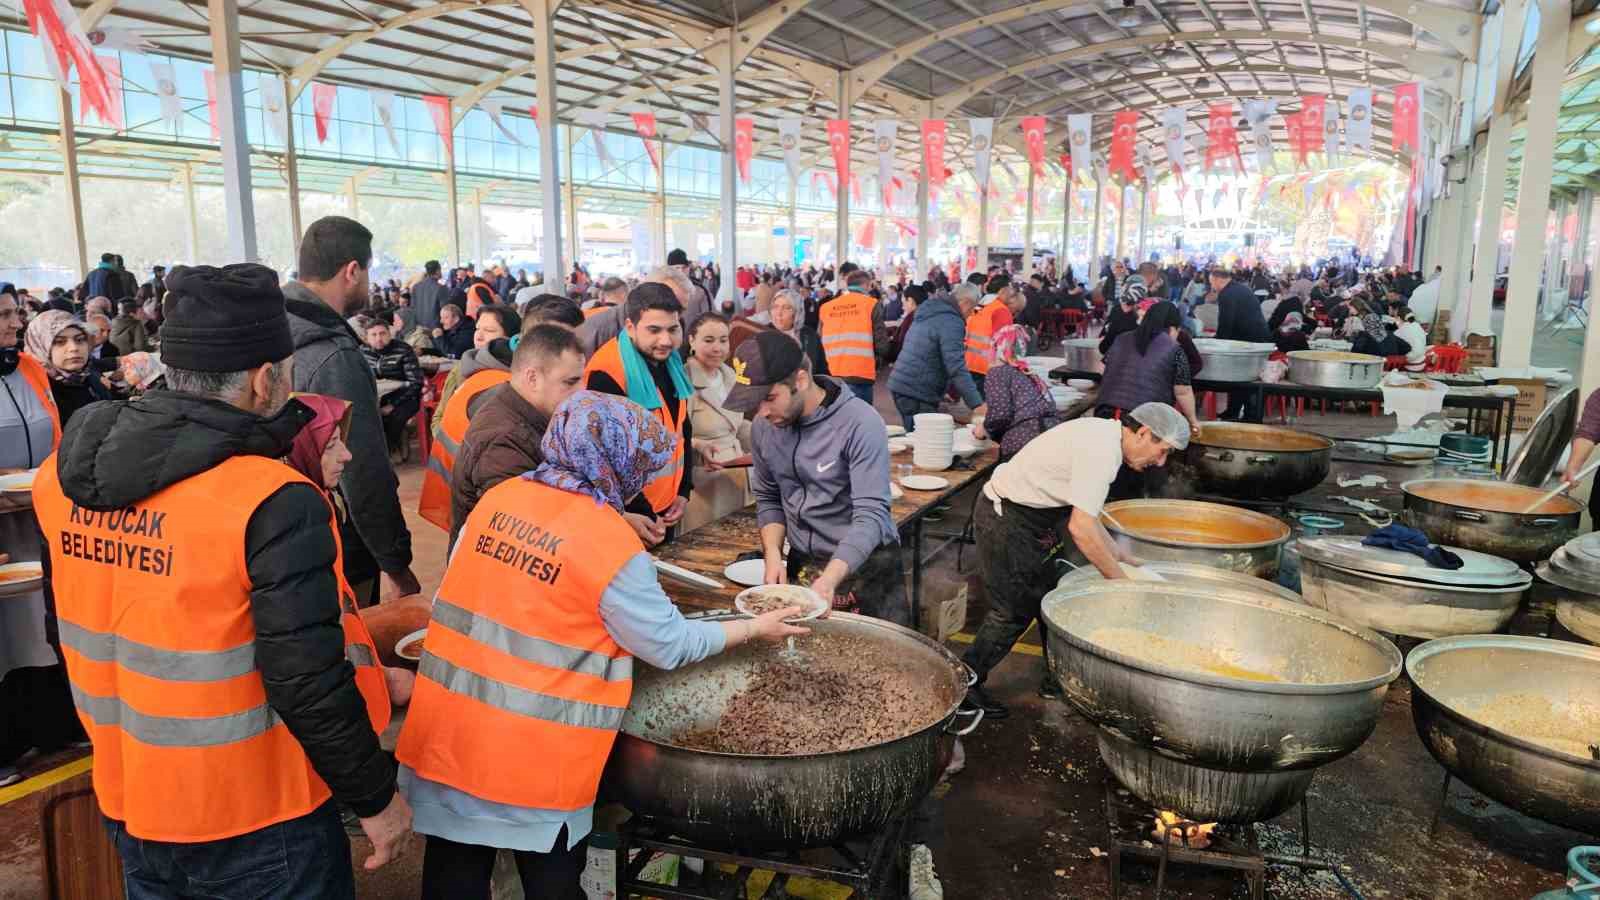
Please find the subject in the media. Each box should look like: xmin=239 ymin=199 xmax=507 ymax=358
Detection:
xmin=723 ymin=558 xmax=768 ymax=586
xmin=888 ymin=437 xmax=913 ymax=454
xmin=394 ymin=628 xmax=427 ymax=662
xmin=885 ymin=424 xmax=907 ymax=437
xmin=900 ymin=474 xmax=951 ymax=491
xmin=890 ymin=482 xmax=905 ymax=500
xmin=0 ymin=470 xmax=36 ymax=493
xmin=1067 ymin=378 xmax=1095 ymax=391
xmin=0 ymin=561 xmax=42 ymax=597
xmin=653 ymin=560 xmax=722 ymax=590
xmin=734 ymin=584 xmax=827 ymax=621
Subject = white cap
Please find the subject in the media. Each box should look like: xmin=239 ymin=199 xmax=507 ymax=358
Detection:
xmin=1129 ymin=402 xmax=1192 ymax=450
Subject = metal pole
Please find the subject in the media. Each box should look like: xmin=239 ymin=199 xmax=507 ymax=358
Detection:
xmin=1089 ymin=172 xmax=1103 ymax=286
xmin=916 ymin=162 xmax=930 ymax=269
xmin=1022 ymin=163 xmax=1036 ymax=278
xmin=564 ymin=125 xmax=579 ymax=273
xmin=1137 ymin=179 xmax=1149 ymax=263
xmin=835 ymin=76 xmax=851 ymax=267
xmin=657 ymin=143 xmax=668 ymax=267
xmin=718 ymin=43 xmax=738 ymax=306
xmin=1062 ymin=176 xmax=1073 ymax=277
xmin=57 ymin=89 xmax=88 ymax=281
xmin=532 ymin=0 xmax=563 ymax=284
xmin=473 ymin=192 xmax=485 ymax=265
xmin=280 ymin=74 xmax=302 ymax=261
xmin=975 ymin=183 xmax=990 ymax=274
xmin=1465 ymin=0 xmax=1530 ymax=338
xmin=181 ymin=163 xmax=199 ymax=265
xmin=1115 ymin=183 xmax=1127 ymax=262
xmin=787 ymin=176 xmax=798 ymax=265
xmin=444 ymin=154 xmax=460 ymax=266
xmin=207 ymin=0 xmax=257 ymax=261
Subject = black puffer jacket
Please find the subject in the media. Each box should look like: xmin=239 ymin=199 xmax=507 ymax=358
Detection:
xmin=52 ymin=391 xmax=397 ymax=818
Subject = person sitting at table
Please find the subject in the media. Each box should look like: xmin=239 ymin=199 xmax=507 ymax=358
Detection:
xmin=1347 ymin=298 xmax=1410 ymax=358
xmin=1274 ymin=311 xmax=1311 ymax=354
xmin=433 ymin=303 xmax=475 ymax=359
xmin=722 ymin=332 xmax=906 ymax=624
xmin=683 ymin=313 xmax=753 ymax=532
xmin=361 ymin=319 xmax=425 ymax=457
xmin=971 ymin=324 xmax=1057 ymax=460
xmin=396 ymin=391 xmax=805 ymax=900
xmin=24 ymin=310 xmax=114 ymax=426
xmin=394 ymin=307 xmax=434 ymax=354
xmin=1095 ymin=301 xmax=1202 ymax=501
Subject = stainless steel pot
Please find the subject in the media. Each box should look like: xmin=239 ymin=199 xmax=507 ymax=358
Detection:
xmin=1061 ymin=337 xmax=1105 ymax=375
xmin=1401 ymin=478 xmax=1581 ymax=562
xmin=1042 ymin=581 xmax=1402 ymax=823
xmin=1101 ymin=499 xmax=1292 ymax=578
xmin=1408 ymin=635 xmax=1600 ymax=834
xmin=1192 ymin=339 xmax=1276 ymax=383
xmin=1286 ymin=350 xmax=1385 ymax=389
xmin=1297 ymin=556 xmax=1527 ymax=639
xmin=1055 ymin=559 xmax=1305 ymax=606
xmin=604 ymin=613 xmax=977 ymax=851
xmin=1171 ymin=422 xmax=1332 ymax=499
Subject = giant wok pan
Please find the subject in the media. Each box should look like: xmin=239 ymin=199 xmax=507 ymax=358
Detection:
xmin=1170 ymin=422 xmax=1333 ymax=499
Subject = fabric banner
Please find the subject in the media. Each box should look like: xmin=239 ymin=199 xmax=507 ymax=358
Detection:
xmin=1067 ymin=114 xmax=1093 ymax=183
xmin=1243 ymin=99 xmax=1276 ymax=171
xmin=811 ymin=170 xmax=837 ymax=198
xmin=849 ymin=172 xmax=862 ymax=205
xmin=423 ymin=94 xmax=453 ymax=159
xmin=1298 ymin=95 xmax=1325 ymax=164
xmin=1160 ymin=107 xmax=1188 ymax=179
xmin=1392 ymin=82 xmax=1421 ymax=153
xmin=921 ymin=119 xmax=947 ymax=189
xmin=1286 ymin=115 xmax=1305 ymax=168
xmin=259 ymin=75 xmax=288 ymax=144
xmin=480 ymin=98 xmax=522 ymax=146
xmin=826 ymin=119 xmax=850 ymax=186
xmin=1323 ymin=100 xmax=1341 ymax=162
xmin=967 ymin=118 xmax=993 ymax=190
xmin=857 ymin=217 xmax=876 ymax=249
xmin=876 ymin=119 xmax=900 ymax=201
xmin=80 ymin=54 xmax=122 ymax=130
xmin=1108 ymin=110 xmax=1137 ymax=183
xmin=577 ymin=109 xmax=614 ymax=171
xmin=1346 ymin=88 xmax=1373 ymax=153
xmin=370 ymin=89 xmax=401 ymax=154
xmin=631 ymin=111 xmax=661 ymax=174
xmin=24 ymin=0 xmax=115 ymax=126
xmin=85 ymin=26 xmax=154 ymax=55
xmin=778 ymin=117 xmax=803 ymax=181
xmin=149 ymin=60 xmax=181 ymax=130
xmin=202 ymin=68 xmax=219 ymax=141
xmin=1136 ymin=141 xmax=1153 ymax=182
xmin=1204 ymin=102 xmax=1243 ymax=173
xmin=1021 ymin=115 xmax=1048 ymax=176
xmin=310 ymin=82 xmax=336 ymax=144
xmin=734 ymin=117 xmax=754 ymax=183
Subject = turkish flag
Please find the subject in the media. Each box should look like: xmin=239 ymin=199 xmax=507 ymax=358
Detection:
xmin=312 ymin=82 xmax=337 ymax=144
xmin=857 ymin=217 xmax=876 ymax=248
xmin=826 ymin=119 xmax=851 ymax=187
xmin=632 ymin=112 xmax=661 ymax=173
xmin=80 ymin=54 xmax=122 ymax=130
xmin=1109 ymin=110 xmax=1139 ymax=183
xmin=423 ymin=94 xmax=453 ymax=158
xmin=1059 ymin=152 xmax=1073 ymax=180
xmin=1204 ymin=102 xmax=1243 ymax=173
xmin=921 ymin=120 xmax=947 ymax=189
xmin=1285 ymin=116 xmax=1305 ymax=168
xmin=1299 ymin=94 xmax=1325 ymax=163
xmin=1021 ymin=115 xmax=1047 ymax=176
xmin=1391 ymin=82 xmax=1420 ymax=153
xmin=734 ymin=117 xmax=754 ymax=183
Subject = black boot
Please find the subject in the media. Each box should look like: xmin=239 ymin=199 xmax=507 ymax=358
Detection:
xmin=1037 ymin=677 xmax=1063 ymax=700
xmin=962 ymin=684 xmax=1009 ymax=719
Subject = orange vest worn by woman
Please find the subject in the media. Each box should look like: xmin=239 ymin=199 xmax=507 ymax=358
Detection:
xmin=396 ymin=477 xmax=640 ymax=811
xmin=818 ymin=292 xmax=877 ymax=381
xmin=583 ymin=338 xmax=686 ymax=515
xmin=33 ymin=454 xmax=386 ymax=842
xmin=418 ymin=368 xmax=511 ymax=530
xmin=964 ymin=302 xmax=1007 ymax=375
xmin=14 ymin=353 xmax=62 ymax=447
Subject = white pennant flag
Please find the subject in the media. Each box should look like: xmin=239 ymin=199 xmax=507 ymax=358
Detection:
xmin=148 ymin=60 xmax=182 ymax=129
xmin=86 ymin=26 xmax=155 ymax=56
xmin=479 ymin=98 xmax=523 ymax=145
xmin=967 ymin=118 xmax=993 ymax=190
xmin=1160 ymin=107 xmax=1189 ymax=176
xmin=1345 ymin=88 xmax=1373 ymax=153
xmin=778 ymin=117 xmax=803 ymax=181
xmin=1135 ymin=141 xmax=1153 ymax=181
xmin=369 ymin=88 xmax=401 ymax=155
xmin=1323 ymin=100 xmax=1341 ymax=163
xmin=874 ymin=119 xmax=898 ymax=203
xmin=577 ymin=109 xmax=616 ymax=171
xmin=1242 ymin=99 xmax=1277 ymax=172
xmin=1067 ymin=114 xmax=1092 ymax=183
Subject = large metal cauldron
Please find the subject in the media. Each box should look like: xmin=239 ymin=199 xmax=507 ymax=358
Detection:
xmin=604 ymin=613 xmax=974 ymax=851
xmin=1171 ymin=423 xmax=1332 ymax=499
xmin=1191 ymin=340 xmax=1276 ymax=383
xmin=1061 ymin=337 xmax=1105 ymax=374
xmin=1042 ymin=581 xmax=1401 ymax=823
xmin=1408 ymin=635 xmax=1600 ymax=833
xmin=1101 ymin=499 xmax=1292 ymax=577
xmin=1055 ymin=559 xmax=1305 ymax=607
xmin=1401 ymin=478 xmax=1581 ymax=562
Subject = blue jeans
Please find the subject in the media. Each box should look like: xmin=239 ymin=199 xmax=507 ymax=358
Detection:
xmin=105 ymin=800 xmax=355 ymax=900
xmin=892 ymin=393 xmax=940 ymax=432
xmin=845 ymin=380 xmax=875 ymax=406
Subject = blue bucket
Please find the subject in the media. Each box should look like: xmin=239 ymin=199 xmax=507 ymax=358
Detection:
xmin=1533 ymin=847 xmax=1600 ymax=899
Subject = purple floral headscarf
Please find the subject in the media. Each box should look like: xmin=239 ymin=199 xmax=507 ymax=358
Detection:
xmin=531 ymin=391 xmax=677 ymax=512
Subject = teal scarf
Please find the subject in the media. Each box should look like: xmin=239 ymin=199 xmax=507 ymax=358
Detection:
xmin=617 ymin=334 xmax=694 ymax=411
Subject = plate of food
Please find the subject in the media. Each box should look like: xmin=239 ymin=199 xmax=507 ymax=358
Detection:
xmin=0 ymin=561 xmax=42 ymax=597
xmin=723 ymin=558 xmax=768 ymax=586
xmin=654 ymin=559 xmax=722 ymax=590
xmin=394 ymin=628 xmax=427 ymax=665
xmin=734 ymin=584 xmax=827 ymax=621
xmin=0 ymin=470 xmax=37 ymax=493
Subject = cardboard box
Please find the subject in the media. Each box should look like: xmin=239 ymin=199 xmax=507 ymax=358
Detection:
xmin=1428 ymin=310 xmax=1452 ymax=344
xmin=1501 ymin=377 xmax=1549 ymax=431
xmin=1466 ymin=345 xmax=1497 ymax=368
xmin=1465 ymin=332 xmax=1496 ymax=350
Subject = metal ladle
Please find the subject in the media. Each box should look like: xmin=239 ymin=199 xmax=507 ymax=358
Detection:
xmin=1520 ymin=456 xmax=1600 ymax=514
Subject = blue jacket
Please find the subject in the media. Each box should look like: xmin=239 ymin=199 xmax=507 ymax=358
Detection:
xmin=886 ymin=294 xmax=982 ymax=408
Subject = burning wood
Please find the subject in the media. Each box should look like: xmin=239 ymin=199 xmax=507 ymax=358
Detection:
xmin=1151 ymin=810 xmax=1217 ymax=849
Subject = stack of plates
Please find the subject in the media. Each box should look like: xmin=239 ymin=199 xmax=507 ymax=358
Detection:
xmin=951 ymin=424 xmax=988 ymax=458
xmin=1048 ymin=384 xmax=1084 ymax=412
xmin=912 ymin=413 xmax=955 ymax=470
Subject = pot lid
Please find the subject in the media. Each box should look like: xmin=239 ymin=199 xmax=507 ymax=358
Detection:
xmin=1503 ymin=386 xmax=1579 ymax=487
xmin=1536 ymin=560 xmax=1600 ymax=597
xmin=1557 ymin=532 xmax=1600 ymax=576
xmin=1193 ymin=339 xmax=1278 ymax=355
xmin=1296 ymin=536 xmax=1531 ymax=588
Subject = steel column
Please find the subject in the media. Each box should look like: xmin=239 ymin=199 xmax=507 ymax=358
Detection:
xmin=718 ymin=42 xmax=738 ymax=305
xmin=1115 ymin=184 xmax=1126 ymax=261
xmin=658 ymin=141 xmax=668 ymax=266
xmin=181 ymin=163 xmax=199 ymax=265
xmin=1465 ymin=0 xmax=1529 ymax=337
xmin=834 ymin=76 xmax=851 ymax=266
xmin=1137 ymin=180 xmax=1149 ymax=263
xmin=1089 ymin=172 xmax=1103 ymax=286
xmin=444 ymin=157 xmax=461 ymax=265
xmin=787 ymin=176 xmax=798 ymax=265
xmin=280 ymin=74 xmax=302 ymax=261
xmin=564 ymin=125 xmax=579 ymax=272
xmin=530 ymin=0 xmax=563 ymax=284
xmin=1022 ymin=163 xmax=1036 ymax=278
xmin=207 ymin=0 xmax=257 ymax=262
xmin=1062 ymin=178 xmax=1073 ymax=276
xmin=56 ymin=90 xmax=87 ymax=280
xmin=916 ymin=158 xmax=930 ymax=268
xmin=473 ymin=192 xmax=485 ymax=265
xmin=975 ymin=184 xmax=990 ymax=274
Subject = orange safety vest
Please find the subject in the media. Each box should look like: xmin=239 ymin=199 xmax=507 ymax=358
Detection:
xmin=582 ymin=304 xmax=614 ymax=320
xmin=818 ymin=292 xmax=878 ymax=381
xmin=33 ymin=454 xmax=387 ymax=843
xmin=418 ymin=369 xmax=512 ymax=530
xmin=583 ymin=337 xmax=686 ymax=515
xmin=396 ymin=478 xmax=640 ymax=811
xmin=964 ymin=302 xmax=1006 ymax=375
xmin=16 ymin=354 xmax=62 ymax=450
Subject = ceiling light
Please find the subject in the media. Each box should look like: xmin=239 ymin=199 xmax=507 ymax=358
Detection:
xmin=1117 ymin=9 xmax=1142 ymax=28
xmin=1196 ymin=76 xmax=1210 ymax=89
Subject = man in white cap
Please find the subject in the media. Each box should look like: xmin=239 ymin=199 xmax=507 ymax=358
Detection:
xmin=961 ymin=402 xmax=1190 ymax=718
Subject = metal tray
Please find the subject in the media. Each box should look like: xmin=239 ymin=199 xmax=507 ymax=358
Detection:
xmin=1295 ymin=536 xmax=1530 ymax=590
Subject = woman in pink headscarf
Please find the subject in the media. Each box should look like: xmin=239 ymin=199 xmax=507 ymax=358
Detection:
xmin=971 ymin=324 xmax=1058 ymax=460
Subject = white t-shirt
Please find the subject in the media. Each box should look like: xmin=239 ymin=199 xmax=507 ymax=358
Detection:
xmin=983 ymin=418 xmax=1124 ymax=516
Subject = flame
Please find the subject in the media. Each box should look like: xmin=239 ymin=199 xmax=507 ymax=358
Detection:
xmin=1151 ymin=810 xmax=1217 ymax=849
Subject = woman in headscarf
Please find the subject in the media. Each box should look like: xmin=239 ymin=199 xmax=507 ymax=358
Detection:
xmin=683 ymin=314 xmax=753 ymax=532
xmin=1347 ymin=297 xmax=1409 ymax=357
xmin=769 ymin=290 xmax=827 ymax=375
xmin=971 ymin=323 xmax=1058 ymax=460
xmin=396 ymin=392 xmax=806 ymax=899
xmin=1274 ymin=311 xmax=1311 ymax=354
xmin=1095 ymin=301 xmax=1202 ymax=500
xmin=393 ymin=307 xmax=434 ymax=354
xmin=24 ymin=310 xmax=113 ymax=426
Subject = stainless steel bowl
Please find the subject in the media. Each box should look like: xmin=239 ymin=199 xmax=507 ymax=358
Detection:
xmin=1101 ymin=499 xmax=1292 ymax=578
xmin=1055 ymin=559 xmax=1305 ymax=606
xmin=1401 ymin=478 xmax=1582 ymax=563
xmin=1408 ymin=635 xmax=1600 ymax=833
xmin=1298 ymin=557 xmax=1527 ymax=639
xmin=1042 ymin=581 xmax=1402 ymax=822
xmin=1061 ymin=337 xmax=1105 ymax=375
xmin=1193 ymin=339 xmax=1276 ymax=383
xmin=1286 ymin=351 xmax=1385 ymax=389
xmin=1171 ymin=422 xmax=1333 ymax=499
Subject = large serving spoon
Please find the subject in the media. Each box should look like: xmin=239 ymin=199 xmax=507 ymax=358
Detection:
xmin=1520 ymin=456 xmax=1600 ymax=514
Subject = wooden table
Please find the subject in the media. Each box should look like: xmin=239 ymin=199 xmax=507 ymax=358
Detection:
xmin=654 ymin=446 xmax=1002 ymax=630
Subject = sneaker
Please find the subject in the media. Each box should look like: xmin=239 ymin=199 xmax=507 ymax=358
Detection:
xmin=1038 ymin=677 xmax=1063 ymax=700
xmin=961 ymin=685 xmax=1009 ymax=720
xmin=908 ymin=844 xmax=944 ymax=900
xmin=0 ymin=766 xmax=21 ymax=788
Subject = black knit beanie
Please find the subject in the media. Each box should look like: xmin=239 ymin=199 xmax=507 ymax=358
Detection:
xmin=160 ymin=264 xmax=295 ymax=372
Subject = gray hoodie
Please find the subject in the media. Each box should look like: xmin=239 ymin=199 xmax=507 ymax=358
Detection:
xmin=750 ymin=377 xmax=896 ymax=572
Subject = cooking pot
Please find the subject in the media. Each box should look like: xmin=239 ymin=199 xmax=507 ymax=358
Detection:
xmin=1401 ymin=478 xmax=1581 ymax=562
xmin=1055 ymin=559 xmax=1305 ymax=607
xmin=604 ymin=612 xmax=977 ymax=851
xmin=1286 ymin=350 xmax=1385 ymax=389
xmin=1171 ymin=423 xmax=1332 ymax=499
xmin=1192 ymin=339 xmax=1276 ymax=383
xmin=1101 ymin=499 xmax=1292 ymax=577
xmin=1061 ymin=338 xmax=1105 ymax=375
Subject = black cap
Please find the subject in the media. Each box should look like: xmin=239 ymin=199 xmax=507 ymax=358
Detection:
xmin=160 ymin=264 xmax=294 ymax=372
xmin=722 ymin=331 xmax=805 ymax=416
xmin=667 ymin=248 xmax=690 ymax=267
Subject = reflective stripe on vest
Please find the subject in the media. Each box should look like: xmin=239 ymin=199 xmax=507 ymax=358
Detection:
xmin=416 ymin=653 xmax=626 ymax=731
xmin=346 ymin=642 xmax=377 ymax=667
xmin=69 ymin=682 xmax=283 ymax=748
xmin=58 ymin=618 xmax=256 ymax=682
xmin=584 ymin=338 xmax=686 ymax=514
xmin=419 ymin=369 xmax=510 ymax=530
xmin=433 ymin=596 xmax=633 ymax=682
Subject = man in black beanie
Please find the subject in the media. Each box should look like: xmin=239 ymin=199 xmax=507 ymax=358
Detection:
xmin=32 ymin=262 xmax=414 ymax=895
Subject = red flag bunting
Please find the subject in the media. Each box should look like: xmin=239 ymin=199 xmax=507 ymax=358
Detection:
xmin=423 ymin=94 xmax=453 ymax=158
xmin=857 ymin=217 xmax=876 ymax=248
xmin=312 ymin=82 xmax=336 ymax=144
xmin=1285 ymin=116 xmax=1305 ymax=168
xmin=850 ymin=172 xmax=862 ymax=205
xmin=203 ymin=69 xmax=219 ymax=141
xmin=24 ymin=0 xmax=116 ymax=127
xmin=80 ymin=54 xmax=122 ymax=130
xmin=921 ymin=120 xmax=947 ymax=189
xmin=1204 ymin=102 xmax=1244 ymax=173
xmin=1391 ymin=83 xmax=1420 ymax=153
xmin=1298 ymin=95 xmax=1325 ymax=164
xmin=734 ymin=117 xmax=754 ymax=183
xmin=631 ymin=112 xmax=661 ymax=173
xmin=1059 ymin=152 xmax=1073 ymax=181
xmin=1109 ymin=110 xmax=1139 ymax=183
xmin=826 ymin=119 xmax=850 ymax=186
xmin=1021 ymin=115 xmax=1047 ymax=176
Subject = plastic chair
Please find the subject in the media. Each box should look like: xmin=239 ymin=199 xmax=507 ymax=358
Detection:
xmin=1062 ymin=309 xmax=1086 ymax=337
xmin=1425 ymin=344 xmax=1467 ymax=374
xmin=1039 ymin=309 xmax=1066 ymax=347
xmin=1383 ymin=355 xmax=1410 ymax=372
xmin=416 ymin=370 xmax=448 ymax=461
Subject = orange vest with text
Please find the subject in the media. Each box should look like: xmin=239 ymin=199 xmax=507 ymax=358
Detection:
xmin=33 ymin=454 xmax=387 ymax=842
xmin=418 ymin=369 xmax=512 ymax=530
xmin=583 ymin=337 xmax=686 ymax=515
xmin=818 ymin=292 xmax=877 ymax=381
xmin=964 ymin=302 xmax=1007 ymax=375
xmin=395 ymin=478 xmax=640 ymax=811
xmin=16 ymin=354 xmax=61 ymax=449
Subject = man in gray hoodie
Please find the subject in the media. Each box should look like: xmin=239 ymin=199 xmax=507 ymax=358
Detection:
xmin=723 ymin=332 xmax=907 ymax=625
xmin=887 ymin=283 xmax=986 ymax=432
